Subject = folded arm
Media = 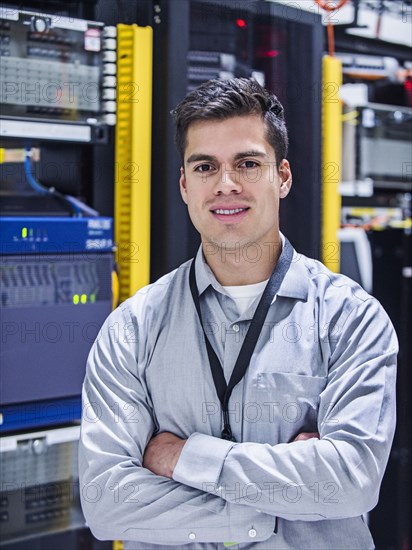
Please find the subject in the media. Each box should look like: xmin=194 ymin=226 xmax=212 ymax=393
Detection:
xmin=79 ymin=305 xmax=275 ymax=544
xmin=172 ymin=298 xmax=398 ymax=521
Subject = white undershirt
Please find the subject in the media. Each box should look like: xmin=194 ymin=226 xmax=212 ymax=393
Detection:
xmin=223 ymin=279 xmax=269 ymax=316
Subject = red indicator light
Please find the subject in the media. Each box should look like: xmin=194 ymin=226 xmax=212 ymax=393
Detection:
xmin=265 ymin=50 xmax=280 ymax=58
xmin=236 ymin=18 xmax=247 ymax=28
xmin=405 ymin=79 xmax=412 ymax=91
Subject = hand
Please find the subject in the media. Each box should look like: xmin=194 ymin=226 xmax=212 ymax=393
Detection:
xmin=293 ymin=431 xmax=320 ymax=442
xmin=143 ymin=432 xmax=186 ymax=479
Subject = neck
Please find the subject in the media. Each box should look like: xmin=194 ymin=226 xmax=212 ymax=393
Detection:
xmin=202 ymin=234 xmax=282 ymax=286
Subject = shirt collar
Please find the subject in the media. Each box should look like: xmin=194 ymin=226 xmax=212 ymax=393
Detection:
xmin=194 ymin=233 xmax=309 ymax=301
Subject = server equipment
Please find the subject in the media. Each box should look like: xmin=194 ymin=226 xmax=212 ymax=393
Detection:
xmin=186 ymin=50 xmax=265 ymax=93
xmin=342 ymin=103 xmax=412 ymax=192
xmin=340 ymin=100 xmax=412 ymax=548
xmin=0 ymin=5 xmax=117 ymax=548
xmin=0 ymin=216 xmax=114 ymax=433
xmin=0 ymin=425 xmax=83 ymax=545
xmin=0 ymin=7 xmax=117 ymax=142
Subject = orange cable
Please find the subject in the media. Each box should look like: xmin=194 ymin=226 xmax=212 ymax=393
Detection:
xmin=315 ymin=0 xmax=350 ymax=57
xmin=327 ymin=23 xmax=335 ymax=56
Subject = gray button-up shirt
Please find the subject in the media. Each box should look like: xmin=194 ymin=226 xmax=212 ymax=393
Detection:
xmin=79 ymin=238 xmax=398 ymax=550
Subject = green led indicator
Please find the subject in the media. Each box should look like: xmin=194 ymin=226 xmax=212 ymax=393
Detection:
xmin=73 ymin=294 xmax=79 ymax=305
xmin=80 ymin=294 xmax=87 ymax=304
xmin=90 ymin=294 xmax=96 ymax=303
xmin=22 ymin=227 xmax=28 ymax=238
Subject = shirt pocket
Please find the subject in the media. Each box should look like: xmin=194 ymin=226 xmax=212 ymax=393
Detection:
xmin=243 ymin=372 xmax=327 ymax=445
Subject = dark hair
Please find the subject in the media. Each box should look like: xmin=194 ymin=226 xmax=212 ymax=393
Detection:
xmin=171 ymin=78 xmax=288 ymax=167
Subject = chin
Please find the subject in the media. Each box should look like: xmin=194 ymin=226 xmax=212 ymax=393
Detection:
xmin=205 ymin=235 xmax=251 ymax=251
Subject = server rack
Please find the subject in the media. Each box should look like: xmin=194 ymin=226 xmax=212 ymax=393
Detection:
xmin=0 ymin=2 xmax=115 ymax=548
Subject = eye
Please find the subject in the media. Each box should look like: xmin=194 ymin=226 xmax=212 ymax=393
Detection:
xmin=239 ymin=160 xmax=259 ymax=169
xmin=194 ymin=163 xmax=214 ymax=173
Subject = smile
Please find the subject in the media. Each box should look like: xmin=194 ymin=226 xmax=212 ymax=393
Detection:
xmin=211 ymin=207 xmax=249 ymax=215
xmin=210 ymin=207 xmax=250 ymax=222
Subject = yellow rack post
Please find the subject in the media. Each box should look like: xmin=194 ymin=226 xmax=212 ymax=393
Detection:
xmin=115 ymin=24 xmax=153 ymax=302
xmin=322 ymin=55 xmax=342 ymax=272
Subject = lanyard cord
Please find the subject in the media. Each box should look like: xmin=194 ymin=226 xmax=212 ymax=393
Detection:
xmin=189 ymin=238 xmax=293 ymax=441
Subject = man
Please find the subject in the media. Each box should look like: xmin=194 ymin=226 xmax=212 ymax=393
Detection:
xmin=79 ymin=78 xmax=397 ymax=549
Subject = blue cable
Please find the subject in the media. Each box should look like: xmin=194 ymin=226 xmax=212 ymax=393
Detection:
xmin=24 ymin=153 xmax=48 ymax=195
xmin=24 ymin=149 xmax=83 ymax=217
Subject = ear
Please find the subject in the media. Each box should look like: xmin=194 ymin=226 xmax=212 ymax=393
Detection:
xmin=278 ymin=159 xmax=292 ymax=199
xmin=179 ymin=166 xmax=188 ymax=205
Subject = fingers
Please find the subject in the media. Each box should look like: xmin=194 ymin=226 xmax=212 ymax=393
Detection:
xmin=293 ymin=432 xmax=320 ymax=442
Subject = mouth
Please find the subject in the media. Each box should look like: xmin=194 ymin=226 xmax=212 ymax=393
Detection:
xmin=210 ymin=207 xmax=250 ymax=222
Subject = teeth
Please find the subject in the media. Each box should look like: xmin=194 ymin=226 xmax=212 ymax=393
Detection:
xmin=214 ymin=208 xmax=246 ymax=215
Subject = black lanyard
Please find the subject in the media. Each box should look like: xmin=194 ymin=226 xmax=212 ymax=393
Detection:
xmin=189 ymin=238 xmax=293 ymax=442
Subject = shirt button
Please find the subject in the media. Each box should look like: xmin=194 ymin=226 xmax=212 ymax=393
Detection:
xmin=248 ymin=528 xmax=257 ymax=538
xmin=188 ymin=533 xmax=196 ymax=540
xmin=232 ymin=324 xmax=240 ymax=332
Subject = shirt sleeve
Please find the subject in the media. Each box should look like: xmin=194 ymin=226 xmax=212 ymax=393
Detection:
xmin=78 ymin=304 xmax=276 ymax=544
xmin=173 ymin=297 xmax=398 ymax=521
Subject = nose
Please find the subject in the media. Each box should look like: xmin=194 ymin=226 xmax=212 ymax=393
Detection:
xmin=214 ymin=166 xmax=242 ymax=195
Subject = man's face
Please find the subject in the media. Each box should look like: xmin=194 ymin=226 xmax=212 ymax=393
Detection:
xmin=179 ymin=114 xmax=292 ymax=252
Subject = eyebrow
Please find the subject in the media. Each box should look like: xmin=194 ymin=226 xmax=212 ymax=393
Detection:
xmin=185 ymin=151 xmax=267 ymax=165
xmin=233 ymin=151 xmax=267 ymax=161
xmin=186 ymin=154 xmax=217 ymax=164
